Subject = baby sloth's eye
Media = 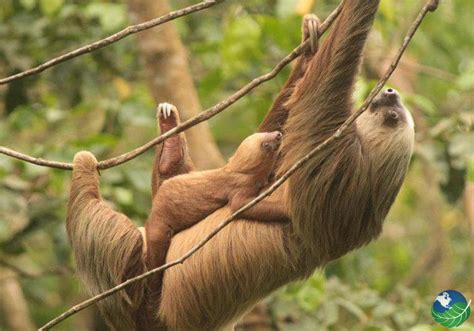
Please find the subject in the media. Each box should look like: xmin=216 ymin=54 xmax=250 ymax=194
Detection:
xmin=389 ymin=110 xmax=399 ymax=120
xmin=262 ymin=142 xmax=271 ymax=151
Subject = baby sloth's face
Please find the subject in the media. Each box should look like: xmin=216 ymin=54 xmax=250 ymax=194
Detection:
xmin=260 ymin=131 xmax=283 ymax=153
xmin=227 ymin=131 xmax=282 ymax=176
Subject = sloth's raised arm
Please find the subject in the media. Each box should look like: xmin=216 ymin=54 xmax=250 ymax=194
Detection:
xmin=282 ymin=0 xmax=380 ymax=142
xmin=277 ymin=0 xmax=381 ymax=263
xmin=258 ymin=14 xmax=320 ymax=133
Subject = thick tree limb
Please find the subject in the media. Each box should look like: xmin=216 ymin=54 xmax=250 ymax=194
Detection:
xmin=38 ymin=1 xmax=439 ymax=330
xmin=0 ymin=2 xmax=343 ymax=171
xmin=128 ymin=0 xmax=224 ymax=169
xmin=0 ymin=270 xmax=36 ymax=331
xmin=0 ymin=0 xmax=224 ymax=85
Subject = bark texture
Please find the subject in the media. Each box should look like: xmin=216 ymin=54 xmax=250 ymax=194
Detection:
xmin=127 ymin=0 xmax=224 ymax=170
xmin=0 ymin=270 xmax=35 ymax=331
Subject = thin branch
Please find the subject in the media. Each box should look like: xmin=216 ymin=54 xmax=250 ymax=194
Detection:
xmin=0 ymin=260 xmax=72 ymax=280
xmin=0 ymin=0 xmax=224 ymax=85
xmin=38 ymin=1 xmax=439 ymax=330
xmin=399 ymin=60 xmax=455 ymax=81
xmin=0 ymin=147 xmax=72 ymax=170
xmin=0 ymin=2 xmax=344 ymax=171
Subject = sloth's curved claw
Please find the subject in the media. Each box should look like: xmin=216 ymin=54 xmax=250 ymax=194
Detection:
xmin=157 ymin=102 xmax=178 ymax=120
xmin=303 ymin=14 xmax=320 ymax=54
xmin=156 ymin=102 xmax=184 ymax=176
xmin=157 ymin=102 xmax=180 ymax=133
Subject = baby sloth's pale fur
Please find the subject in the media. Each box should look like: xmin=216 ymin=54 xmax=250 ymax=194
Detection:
xmin=144 ymin=127 xmax=285 ymax=307
xmin=66 ymin=0 xmax=415 ymax=330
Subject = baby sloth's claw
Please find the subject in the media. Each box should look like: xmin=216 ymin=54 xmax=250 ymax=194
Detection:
xmin=155 ymin=102 xmax=184 ymax=176
xmin=157 ymin=102 xmax=180 ymax=133
xmin=157 ymin=102 xmax=177 ymax=120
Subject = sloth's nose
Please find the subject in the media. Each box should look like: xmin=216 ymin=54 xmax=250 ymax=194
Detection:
xmin=274 ymin=131 xmax=282 ymax=140
xmin=383 ymin=88 xmax=399 ymax=98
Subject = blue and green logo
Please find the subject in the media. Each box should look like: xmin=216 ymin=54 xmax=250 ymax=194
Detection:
xmin=431 ymin=290 xmax=471 ymax=328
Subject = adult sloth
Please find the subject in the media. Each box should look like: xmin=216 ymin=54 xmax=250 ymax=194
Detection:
xmin=67 ymin=0 xmax=415 ymax=330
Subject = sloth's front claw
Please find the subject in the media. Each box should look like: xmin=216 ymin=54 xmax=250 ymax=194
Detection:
xmin=302 ymin=14 xmax=320 ymax=54
xmin=157 ymin=102 xmax=178 ymax=120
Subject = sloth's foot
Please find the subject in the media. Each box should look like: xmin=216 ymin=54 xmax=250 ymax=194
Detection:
xmin=157 ymin=102 xmax=184 ymax=176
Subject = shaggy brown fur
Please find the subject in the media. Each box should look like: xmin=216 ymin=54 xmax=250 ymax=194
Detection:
xmin=158 ymin=0 xmax=413 ymax=329
xmin=66 ymin=1 xmax=415 ymax=330
xmin=258 ymin=14 xmax=320 ymax=133
xmin=145 ymin=104 xmax=287 ymax=300
xmin=67 ymin=152 xmax=150 ymax=330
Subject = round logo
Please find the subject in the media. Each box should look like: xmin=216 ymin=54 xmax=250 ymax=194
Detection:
xmin=431 ymin=290 xmax=471 ymax=328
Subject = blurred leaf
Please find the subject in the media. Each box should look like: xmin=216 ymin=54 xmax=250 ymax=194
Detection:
xmin=221 ymin=15 xmax=262 ymax=78
xmin=2 ymin=175 xmax=30 ymax=191
xmin=20 ymin=0 xmax=36 ymax=10
xmin=449 ymin=133 xmax=474 ymax=169
xmin=39 ymin=0 xmax=63 ymax=16
xmin=85 ymin=3 xmax=126 ymax=32
xmin=113 ymin=187 xmax=133 ymax=206
xmin=405 ymin=94 xmax=437 ymax=115
xmin=467 ymin=159 xmax=474 ymax=182
xmin=295 ymin=0 xmax=314 ymax=16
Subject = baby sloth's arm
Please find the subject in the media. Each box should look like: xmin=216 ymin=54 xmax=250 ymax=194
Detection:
xmin=230 ymin=191 xmax=289 ymax=223
xmin=152 ymin=102 xmax=193 ymax=199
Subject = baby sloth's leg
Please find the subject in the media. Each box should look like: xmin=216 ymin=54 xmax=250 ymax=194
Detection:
xmin=151 ymin=103 xmax=194 ymax=199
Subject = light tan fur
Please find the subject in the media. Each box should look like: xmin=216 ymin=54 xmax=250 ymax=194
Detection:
xmin=67 ymin=152 xmax=149 ymax=330
xmin=144 ymin=129 xmax=285 ymax=310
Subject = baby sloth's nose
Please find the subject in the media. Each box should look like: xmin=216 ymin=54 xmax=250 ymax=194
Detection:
xmin=274 ymin=131 xmax=282 ymax=140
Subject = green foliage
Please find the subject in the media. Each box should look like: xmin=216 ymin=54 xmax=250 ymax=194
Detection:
xmin=0 ymin=0 xmax=472 ymax=330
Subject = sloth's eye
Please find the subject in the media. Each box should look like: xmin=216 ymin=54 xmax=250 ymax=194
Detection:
xmin=389 ymin=110 xmax=399 ymax=120
xmin=262 ymin=142 xmax=271 ymax=150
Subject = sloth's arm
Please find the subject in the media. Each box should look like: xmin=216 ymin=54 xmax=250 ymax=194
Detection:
xmin=258 ymin=14 xmax=320 ymax=133
xmin=230 ymin=192 xmax=290 ymax=223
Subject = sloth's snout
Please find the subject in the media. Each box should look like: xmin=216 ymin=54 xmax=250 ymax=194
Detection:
xmin=371 ymin=88 xmax=401 ymax=110
xmin=263 ymin=131 xmax=282 ymax=152
xmin=380 ymin=88 xmax=400 ymax=104
xmin=272 ymin=131 xmax=282 ymax=140
xmin=383 ymin=88 xmax=398 ymax=97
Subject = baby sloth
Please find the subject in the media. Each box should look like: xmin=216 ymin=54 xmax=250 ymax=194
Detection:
xmin=144 ymin=103 xmax=289 ymax=290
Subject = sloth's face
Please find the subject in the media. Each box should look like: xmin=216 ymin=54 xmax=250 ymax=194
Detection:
xmin=356 ymin=88 xmax=415 ymax=159
xmin=227 ymin=131 xmax=282 ymax=175
xmin=367 ymin=88 xmax=414 ymax=130
xmin=260 ymin=131 xmax=283 ymax=153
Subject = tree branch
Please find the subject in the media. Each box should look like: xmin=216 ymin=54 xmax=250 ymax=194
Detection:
xmin=0 ymin=2 xmax=343 ymax=171
xmin=0 ymin=0 xmax=224 ymax=85
xmin=38 ymin=1 xmax=439 ymax=330
xmin=127 ymin=0 xmax=225 ymax=169
xmin=0 ymin=259 xmax=72 ymax=280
